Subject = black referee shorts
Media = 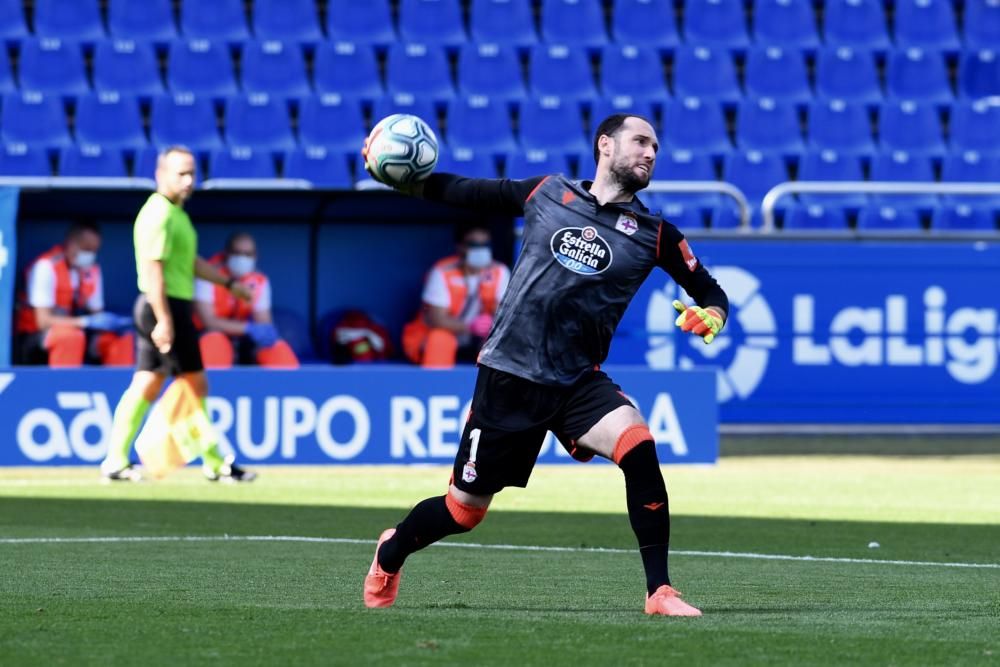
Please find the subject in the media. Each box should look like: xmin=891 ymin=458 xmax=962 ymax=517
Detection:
xmin=452 ymin=365 xmax=634 ymax=496
xmin=134 ymin=294 xmax=204 ymax=375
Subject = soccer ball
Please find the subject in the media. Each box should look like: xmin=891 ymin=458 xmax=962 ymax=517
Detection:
xmin=365 ymin=114 xmax=439 ymax=186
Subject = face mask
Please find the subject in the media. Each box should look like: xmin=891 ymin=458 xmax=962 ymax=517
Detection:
xmin=465 ymin=246 xmax=492 ymax=269
xmin=72 ymin=251 xmax=96 ymax=270
xmin=227 ymin=255 xmax=256 ymax=278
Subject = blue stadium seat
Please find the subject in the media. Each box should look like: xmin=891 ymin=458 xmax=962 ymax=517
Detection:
xmin=180 ymin=0 xmax=249 ymax=42
xmin=541 ymin=0 xmax=608 ymax=49
xmin=1 ymin=92 xmax=71 ymax=148
xmin=886 ymin=48 xmax=952 ymax=105
xmin=457 ymin=43 xmax=527 ymax=102
xmin=611 ymin=0 xmax=679 ymax=52
xmin=209 ymin=146 xmax=277 ymax=179
xmin=435 ymin=147 xmax=498 ymax=178
xmin=784 ymin=204 xmax=850 ymax=230
xmin=371 ymin=94 xmax=440 ymax=134
xmin=18 ymin=38 xmax=88 ymax=96
xmin=399 ymin=0 xmax=466 ymax=48
xmin=931 ymin=203 xmax=996 ymax=231
xmin=241 ymin=40 xmax=310 ymax=99
xmin=132 ymin=145 xmax=159 ymax=179
xmin=519 ymin=96 xmax=589 ymax=155
xmin=167 ymin=40 xmax=238 ymax=98
xmin=505 ymin=149 xmax=570 ymax=179
xmin=964 ymin=0 xmax=1000 ymax=51
xmin=299 ymin=95 xmax=367 ymax=151
xmin=0 ymin=43 xmax=14 ymax=93
xmin=941 ymin=150 xmax=1000 ymax=206
xmin=736 ymin=97 xmax=804 ymax=154
xmin=253 ymin=0 xmax=322 ymax=43
xmin=869 ymin=150 xmax=937 ymax=208
xmin=753 ymin=0 xmax=820 ymax=50
xmin=589 ymin=98 xmax=657 ymax=129
xmin=807 ymin=98 xmax=875 ymax=156
xmin=149 ymin=93 xmax=223 ymax=152
xmin=661 ymin=97 xmax=731 ymax=156
xmin=93 ymin=40 xmax=164 ymax=98
xmin=856 ymin=204 xmax=922 ymax=230
xmin=529 ymin=44 xmax=598 ymax=102
xmin=570 ymin=148 xmax=596 ymax=179
xmin=672 ymin=46 xmax=741 ymax=106
xmin=108 ymin=0 xmax=176 ymax=42
xmin=313 ymin=42 xmax=382 ymax=102
xmin=646 ymin=148 xmax=720 ymax=209
xmin=446 ymin=96 xmax=517 ymax=155
xmin=958 ymin=49 xmax=1000 ymax=99
xmin=224 ymin=94 xmax=296 ymax=151
xmin=33 ymin=0 xmax=104 ymax=42
xmin=951 ymin=100 xmax=1000 ymax=154
xmin=721 ymin=150 xmax=789 ymax=205
xmin=894 ymin=0 xmax=960 ymax=52
xmin=683 ymin=0 xmax=750 ymax=50
xmin=797 ymin=148 xmax=867 ymax=208
xmin=284 ymin=147 xmax=354 ymax=187
xmin=469 ymin=0 xmax=537 ymax=49
xmin=878 ymin=100 xmax=945 ymax=157
xmin=385 ymin=43 xmax=455 ymax=103
xmin=823 ymin=0 xmax=890 ymax=51
xmin=326 ymin=0 xmax=395 ymax=47
xmin=815 ymin=46 xmax=882 ymax=104
xmin=0 ymin=144 xmax=50 ymax=175
xmin=75 ymin=93 xmax=147 ymax=149
xmin=744 ymin=46 xmax=812 ymax=105
xmin=0 ymin=0 xmax=28 ymax=42
xmin=59 ymin=145 xmax=127 ymax=177
xmin=657 ymin=202 xmax=705 ymax=229
xmin=600 ymin=45 xmax=669 ymax=105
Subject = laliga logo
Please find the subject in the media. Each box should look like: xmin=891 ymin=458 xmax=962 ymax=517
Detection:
xmin=645 ymin=266 xmax=777 ymax=402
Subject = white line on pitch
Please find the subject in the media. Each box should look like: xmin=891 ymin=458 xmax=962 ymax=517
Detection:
xmin=1 ymin=535 xmax=997 ymax=570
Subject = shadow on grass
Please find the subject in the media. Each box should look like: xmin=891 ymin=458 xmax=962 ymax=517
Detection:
xmin=2 ymin=497 xmax=998 ymax=565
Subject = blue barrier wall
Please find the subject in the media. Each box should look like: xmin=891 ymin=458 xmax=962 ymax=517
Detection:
xmin=0 ymin=188 xmax=18 ymax=366
xmin=0 ymin=367 xmax=718 ymax=467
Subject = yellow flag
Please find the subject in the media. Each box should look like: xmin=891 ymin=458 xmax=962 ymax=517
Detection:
xmin=136 ymin=379 xmax=215 ymax=479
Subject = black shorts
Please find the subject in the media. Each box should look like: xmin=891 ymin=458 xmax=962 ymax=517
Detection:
xmin=452 ymin=365 xmax=634 ymax=495
xmin=134 ymin=294 xmax=204 ymax=375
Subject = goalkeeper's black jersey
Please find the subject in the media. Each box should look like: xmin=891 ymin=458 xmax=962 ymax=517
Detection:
xmin=422 ymin=173 xmax=729 ymax=386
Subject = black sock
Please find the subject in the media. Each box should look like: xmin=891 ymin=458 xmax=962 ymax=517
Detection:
xmin=377 ymin=495 xmax=468 ymax=573
xmin=618 ymin=440 xmax=671 ymax=595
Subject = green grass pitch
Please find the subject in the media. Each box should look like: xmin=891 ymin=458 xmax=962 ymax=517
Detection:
xmin=1 ymin=455 xmax=998 ymax=666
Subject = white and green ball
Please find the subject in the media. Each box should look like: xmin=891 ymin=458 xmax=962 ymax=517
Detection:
xmin=365 ymin=113 xmax=439 ymax=186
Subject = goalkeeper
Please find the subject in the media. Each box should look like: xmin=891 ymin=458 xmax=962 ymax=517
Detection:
xmin=362 ymin=114 xmax=727 ymax=616
xmin=99 ymin=146 xmax=256 ymax=483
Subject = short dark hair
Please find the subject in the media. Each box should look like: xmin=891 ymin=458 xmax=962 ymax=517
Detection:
xmin=455 ymin=221 xmax=490 ymax=244
xmin=592 ymin=113 xmax=654 ymax=165
xmin=65 ymin=221 xmax=100 ymax=242
xmin=225 ymin=231 xmax=255 ymax=254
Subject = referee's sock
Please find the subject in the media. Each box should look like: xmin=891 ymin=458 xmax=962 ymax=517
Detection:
xmin=103 ymin=389 xmax=151 ymax=469
xmin=377 ymin=493 xmax=483 ymax=574
xmin=616 ymin=434 xmax=671 ymax=595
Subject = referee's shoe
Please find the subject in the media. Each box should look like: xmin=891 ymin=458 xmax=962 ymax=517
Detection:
xmin=203 ymin=455 xmax=257 ymax=483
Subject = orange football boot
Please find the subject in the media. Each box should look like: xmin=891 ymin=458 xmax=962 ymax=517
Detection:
xmin=364 ymin=529 xmax=401 ymax=608
xmin=644 ymin=585 xmax=703 ymax=617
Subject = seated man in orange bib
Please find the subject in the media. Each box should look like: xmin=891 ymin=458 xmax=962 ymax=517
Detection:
xmin=194 ymin=232 xmax=298 ymax=368
xmin=402 ymin=223 xmax=510 ymax=368
xmin=14 ymin=221 xmax=134 ymax=367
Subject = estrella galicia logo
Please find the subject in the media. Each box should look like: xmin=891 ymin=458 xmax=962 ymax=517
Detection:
xmin=550 ymin=226 xmax=613 ymax=275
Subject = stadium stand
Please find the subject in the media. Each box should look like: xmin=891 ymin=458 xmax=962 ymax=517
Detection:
xmin=167 ymin=40 xmax=238 ymax=98
xmin=326 ymin=0 xmax=396 ymax=47
xmin=0 ymin=143 xmax=50 ymax=176
xmin=661 ymin=97 xmax=731 ymax=156
xmin=241 ymin=40 xmax=312 ymax=99
xmin=284 ymin=147 xmax=354 ymax=187
xmin=856 ymin=204 xmax=922 ymax=230
xmin=963 ymin=0 xmax=1000 ymax=51
xmin=885 ymin=48 xmax=953 ymax=105
xmin=519 ymin=96 xmax=589 ymax=155
xmin=371 ymin=94 xmax=440 ymax=134
xmin=149 ymin=94 xmax=223 ymax=152
xmin=209 ymin=146 xmax=277 ymax=179
xmin=529 ymin=44 xmax=598 ymax=102
xmin=877 ymin=101 xmax=946 ymax=157
xmin=784 ymin=203 xmax=850 ymax=230
xmin=299 ymin=95 xmax=367 ymax=153
xmin=950 ymin=100 xmax=1000 ymax=155
xmin=74 ymin=93 xmax=148 ymax=150
xmin=941 ymin=151 xmax=1000 ymax=207
xmin=672 ymin=46 xmax=741 ymax=105
xmin=683 ymin=0 xmax=749 ymax=50
xmin=33 ymin=0 xmax=105 ymax=42
xmin=457 ymin=43 xmax=527 ymax=102
xmin=0 ymin=44 xmax=13 ymax=92
xmin=752 ymin=0 xmax=820 ymax=50
xmin=931 ymin=203 xmax=996 ymax=230
xmin=505 ymin=149 xmax=570 ymax=179
xmin=893 ymin=0 xmax=961 ymax=52
xmin=541 ymin=0 xmax=608 ymax=50
xmin=797 ymin=148 xmax=868 ymax=208
xmin=744 ymin=46 xmax=812 ymax=105
xmin=823 ymin=0 xmax=890 ymax=51
xmin=807 ymin=98 xmax=876 ymax=157
xmin=600 ymin=45 xmax=669 ymax=105
xmin=0 ymin=0 xmax=28 ymax=42
xmin=59 ymin=145 xmax=128 ymax=177
xmin=735 ymin=97 xmax=805 ymax=155
xmin=224 ymin=95 xmax=296 ymax=152
xmin=446 ymin=96 xmax=518 ymax=155
xmin=18 ymin=38 xmax=89 ymax=96
xmin=313 ymin=41 xmax=383 ymax=101
xmin=435 ymin=147 xmax=498 ymax=178
xmin=814 ymin=46 xmax=882 ymax=104
xmin=385 ymin=43 xmax=455 ymax=103
xmin=253 ymin=0 xmax=323 ymax=43
xmin=958 ymin=49 xmax=1000 ymax=99
xmin=869 ymin=150 xmax=938 ymax=209
xmin=1 ymin=91 xmax=71 ymax=148
xmin=179 ymin=0 xmax=250 ymax=42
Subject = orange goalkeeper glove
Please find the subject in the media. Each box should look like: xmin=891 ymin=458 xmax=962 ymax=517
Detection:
xmin=672 ymin=300 xmax=725 ymax=344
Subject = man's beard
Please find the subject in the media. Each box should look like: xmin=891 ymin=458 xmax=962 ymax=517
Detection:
xmin=608 ymin=154 xmax=649 ymax=194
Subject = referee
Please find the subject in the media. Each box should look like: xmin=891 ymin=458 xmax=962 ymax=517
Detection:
xmin=99 ymin=146 xmax=256 ymax=483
